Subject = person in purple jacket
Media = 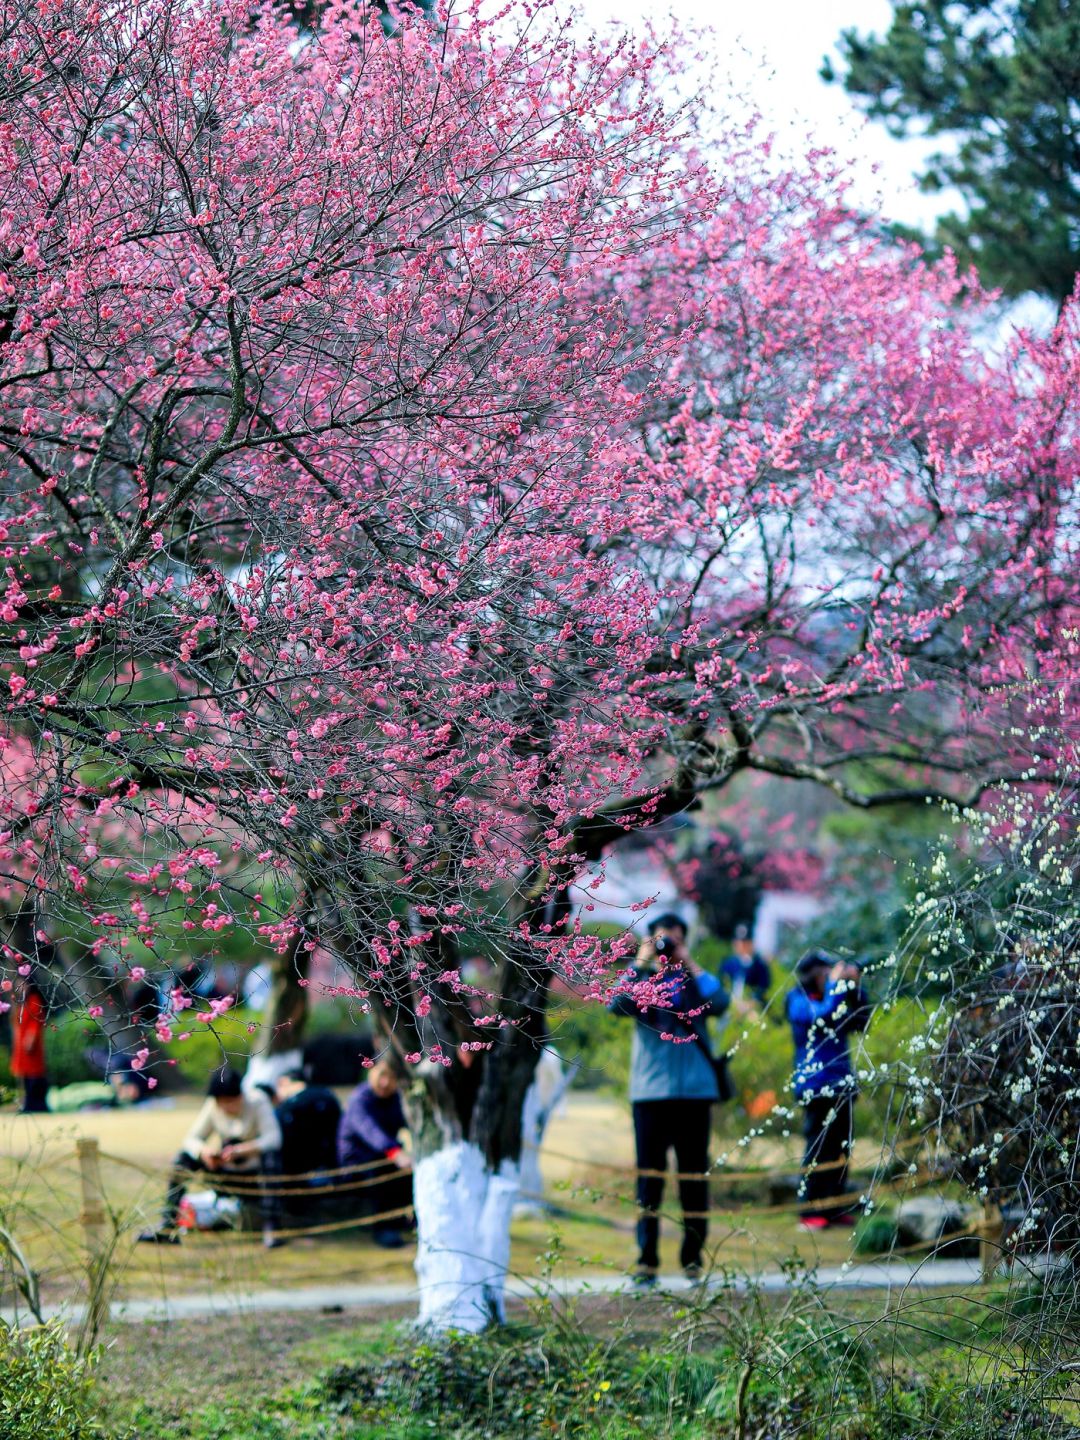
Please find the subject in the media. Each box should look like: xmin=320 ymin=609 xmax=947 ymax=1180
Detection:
xmin=338 ymin=1059 xmax=413 ymax=1248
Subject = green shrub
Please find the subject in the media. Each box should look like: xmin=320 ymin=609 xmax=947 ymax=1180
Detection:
xmin=109 ymin=1399 xmax=334 ymax=1440
xmin=873 ymin=1374 xmax=1080 ymax=1440
xmin=93 ymin=1296 xmax=1080 ymax=1440
xmin=854 ymin=1209 xmax=898 ymax=1256
xmin=0 ymin=1322 xmax=106 ymax=1440
xmin=43 ymin=1012 xmax=100 ymax=1087
xmin=161 ymin=1008 xmax=261 ymax=1085
xmin=305 ymin=1000 xmax=371 ymax=1040
xmin=161 ymin=1003 xmax=363 ymax=1086
xmin=548 ymin=999 xmax=630 ymax=1091
xmin=303 ymin=1295 xmax=882 ymax=1440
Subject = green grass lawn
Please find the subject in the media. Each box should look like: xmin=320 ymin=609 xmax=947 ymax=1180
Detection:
xmin=0 ymin=1093 xmax=893 ymax=1314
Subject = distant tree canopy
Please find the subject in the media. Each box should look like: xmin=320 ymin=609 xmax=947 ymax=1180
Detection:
xmin=823 ymin=1 xmax=1080 ymax=306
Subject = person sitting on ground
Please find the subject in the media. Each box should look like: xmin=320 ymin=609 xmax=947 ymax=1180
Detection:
xmin=337 ymin=1058 xmax=413 ymax=1249
xmin=608 ymin=912 xmax=729 ymax=1286
xmin=106 ymin=1050 xmax=156 ymax=1105
xmin=720 ymin=925 xmax=772 ymax=1007
xmin=785 ymin=950 xmax=871 ymax=1232
xmin=274 ymin=1070 xmax=342 ymax=1179
xmin=138 ymin=1066 xmax=285 ymax=1248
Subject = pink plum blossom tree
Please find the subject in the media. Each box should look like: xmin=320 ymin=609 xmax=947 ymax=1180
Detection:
xmin=0 ymin=0 xmax=1077 ymax=1327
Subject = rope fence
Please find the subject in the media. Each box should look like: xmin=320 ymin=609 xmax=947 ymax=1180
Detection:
xmin=9 ymin=1135 xmax=958 ymax=1240
xmin=526 ymin=1134 xmax=925 ymax=1183
xmin=0 ymin=1134 xmax=1003 ymax=1332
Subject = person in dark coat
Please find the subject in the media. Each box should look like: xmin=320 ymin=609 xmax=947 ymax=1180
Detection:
xmin=274 ymin=1071 xmax=342 ymax=1175
xmin=785 ymin=950 xmax=871 ymax=1230
xmin=721 ymin=925 xmax=772 ymax=1006
xmin=338 ymin=1059 xmax=412 ymax=1248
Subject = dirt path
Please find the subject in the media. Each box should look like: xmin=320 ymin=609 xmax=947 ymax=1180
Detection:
xmin=2 ymin=1257 xmax=986 ymax=1328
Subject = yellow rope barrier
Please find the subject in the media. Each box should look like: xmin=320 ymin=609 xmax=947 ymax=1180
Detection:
xmin=526 ymin=1133 xmax=924 ymax=1183
xmin=158 ymin=1204 xmax=417 ymax=1246
xmin=95 ymin=1148 xmax=393 ymax=1183
xmin=548 ymin=1165 xmax=942 ymax=1221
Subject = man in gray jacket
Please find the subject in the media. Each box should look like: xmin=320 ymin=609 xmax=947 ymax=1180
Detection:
xmin=609 ymin=913 xmax=728 ymax=1283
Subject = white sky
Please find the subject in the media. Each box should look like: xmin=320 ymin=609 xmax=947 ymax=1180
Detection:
xmin=573 ymin=0 xmax=952 ymax=229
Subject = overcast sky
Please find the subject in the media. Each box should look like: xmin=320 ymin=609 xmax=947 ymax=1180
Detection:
xmin=573 ymin=0 xmax=952 ymax=229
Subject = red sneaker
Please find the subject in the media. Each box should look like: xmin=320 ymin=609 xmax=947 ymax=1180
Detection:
xmin=798 ymin=1216 xmax=829 ymax=1232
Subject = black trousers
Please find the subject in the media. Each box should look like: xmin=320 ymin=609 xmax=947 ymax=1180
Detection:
xmin=163 ymin=1150 xmax=282 ymax=1228
xmin=798 ymin=1094 xmax=854 ymax=1219
xmin=20 ymin=1076 xmax=49 ymax=1113
xmin=362 ymin=1161 xmax=414 ymax=1234
xmin=632 ymin=1099 xmax=711 ymax=1270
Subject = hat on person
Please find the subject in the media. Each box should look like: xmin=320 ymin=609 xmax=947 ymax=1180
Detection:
xmin=207 ymin=1066 xmax=244 ymax=1099
xmin=795 ymin=949 xmax=835 ymax=978
xmin=647 ymin=911 xmax=688 ymax=936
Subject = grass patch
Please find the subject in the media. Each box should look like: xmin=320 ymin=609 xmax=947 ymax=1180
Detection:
xmin=84 ymin=1280 xmax=1080 ymax=1440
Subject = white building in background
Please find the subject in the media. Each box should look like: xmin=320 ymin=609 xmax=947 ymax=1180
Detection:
xmin=571 ymin=846 xmax=821 ymax=958
xmin=571 ymin=844 xmax=700 ymax=937
xmin=751 ymin=890 xmax=823 ymax=958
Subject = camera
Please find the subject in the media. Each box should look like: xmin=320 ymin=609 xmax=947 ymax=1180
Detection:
xmin=653 ymin=935 xmax=675 ymax=957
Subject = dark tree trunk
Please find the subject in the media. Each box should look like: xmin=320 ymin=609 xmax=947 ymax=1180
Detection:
xmin=469 ymin=950 xmax=553 ymax=1169
xmin=259 ymin=933 xmax=311 ymax=1057
xmin=470 ymin=868 xmax=569 ymax=1163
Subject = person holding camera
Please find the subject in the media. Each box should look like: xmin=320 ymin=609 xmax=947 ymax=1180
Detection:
xmin=785 ymin=950 xmax=871 ymax=1231
xmin=609 ymin=912 xmax=729 ymax=1284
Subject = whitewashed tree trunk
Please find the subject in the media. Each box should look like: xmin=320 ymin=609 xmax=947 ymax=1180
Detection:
xmin=412 ymin=1142 xmax=520 ymax=1332
xmin=401 ymin=918 xmax=560 ymax=1332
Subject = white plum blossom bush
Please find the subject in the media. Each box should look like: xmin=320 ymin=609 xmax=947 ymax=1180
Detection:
xmin=902 ymin=756 xmax=1080 ymax=1254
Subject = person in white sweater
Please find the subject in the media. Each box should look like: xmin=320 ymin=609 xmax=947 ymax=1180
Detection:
xmin=138 ymin=1067 xmax=285 ymax=1248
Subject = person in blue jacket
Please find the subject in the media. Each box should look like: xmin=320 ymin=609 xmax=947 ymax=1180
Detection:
xmin=785 ymin=950 xmax=871 ymax=1230
xmin=609 ymin=913 xmax=729 ymax=1283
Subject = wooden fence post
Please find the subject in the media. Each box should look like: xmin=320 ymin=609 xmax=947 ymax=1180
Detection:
xmin=76 ymin=1137 xmax=111 ymax=1337
xmin=979 ymin=1200 xmax=1004 ymax=1283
